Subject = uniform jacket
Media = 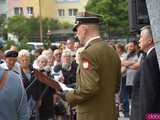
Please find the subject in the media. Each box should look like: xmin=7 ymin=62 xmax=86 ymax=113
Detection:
xmin=65 ymin=38 xmax=121 ymax=120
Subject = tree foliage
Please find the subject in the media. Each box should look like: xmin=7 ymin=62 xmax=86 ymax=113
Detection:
xmin=86 ymin=0 xmax=129 ymax=38
xmin=0 ymin=15 xmax=7 ymax=38
xmin=59 ymin=22 xmax=72 ymax=29
xmin=7 ymin=16 xmax=31 ymax=41
xmin=0 ymin=16 xmax=6 ymax=31
xmin=42 ymin=18 xmax=60 ymax=33
xmin=6 ymin=16 xmax=67 ymax=42
xmin=28 ymin=17 xmax=40 ymax=35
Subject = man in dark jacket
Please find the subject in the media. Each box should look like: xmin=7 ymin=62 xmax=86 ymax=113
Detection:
xmin=131 ymin=25 xmax=160 ymax=120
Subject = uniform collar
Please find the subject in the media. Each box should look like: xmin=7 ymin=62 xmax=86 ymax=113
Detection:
xmin=84 ymin=36 xmax=100 ymax=48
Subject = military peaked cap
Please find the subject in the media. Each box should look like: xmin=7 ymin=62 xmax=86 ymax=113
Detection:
xmin=5 ymin=50 xmax=18 ymax=57
xmin=72 ymin=11 xmax=102 ymax=32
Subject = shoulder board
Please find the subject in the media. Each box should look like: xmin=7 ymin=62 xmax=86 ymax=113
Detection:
xmin=85 ymin=44 xmax=92 ymax=50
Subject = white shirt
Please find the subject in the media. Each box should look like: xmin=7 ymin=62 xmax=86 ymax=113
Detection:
xmin=147 ymin=47 xmax=154 ymax=56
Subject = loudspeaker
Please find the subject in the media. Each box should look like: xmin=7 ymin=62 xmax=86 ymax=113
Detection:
xmin=128 ymin=0 xmax=150 ymax=33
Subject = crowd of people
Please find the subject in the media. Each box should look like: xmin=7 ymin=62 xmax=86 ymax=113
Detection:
xmin=0 ymin=11 xmax=160 ymax=120
xmin=0 ymin=38 xmax=81 ymax=120
xmin=112 ymin=25 xmax=160 ymax=120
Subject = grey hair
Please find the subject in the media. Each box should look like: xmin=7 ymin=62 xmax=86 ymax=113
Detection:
xmin=140 ymin=25 xmax=153 ymax=39
xmin=62 ymin=49 xmax=71 ymax=57
xmin=37 ymin=55 xmax=48 ymax=62
xmin=18 ymin=49 xmax=30 ymax=57
xmin=41 ymin=49 xmax=52 ymax=58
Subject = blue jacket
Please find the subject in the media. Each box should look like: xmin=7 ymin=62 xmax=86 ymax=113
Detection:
xmin=0 ymin=68 xmax=29 ymax=120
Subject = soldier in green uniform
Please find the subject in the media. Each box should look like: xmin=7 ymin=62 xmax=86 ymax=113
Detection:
xmin=60 ymin=11 xmax=121 ymax=120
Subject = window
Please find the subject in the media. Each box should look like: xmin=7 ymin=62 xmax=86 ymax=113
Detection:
xmin=68 ymin=9 xmax=78 ymax=16
xmin=27 ymin=7 xmax=33 ymax=16
xmin=14 ymin=7 xmax=23 ymax=15
xmin=58 ymin=9 xmax=65 ymax=16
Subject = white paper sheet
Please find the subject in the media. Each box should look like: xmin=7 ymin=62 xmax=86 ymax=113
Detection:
xmin=57 ymin=81 xmax=74 ymax=91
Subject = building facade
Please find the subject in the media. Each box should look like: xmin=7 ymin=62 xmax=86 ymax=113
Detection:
xmin=7 ymin=0 xmax=89 ymax=23
xmin=0 ymin=0 xmax=7 ymax=17
xmin=8 ymin=0 xmax=23 ymax=17
xmin=8 ymin=0 xmax=54 ymax=18
xmin=21 ymin=0 xmax=55 ymax=18
xmin=54 ymin=0 xmax=89 ymax=23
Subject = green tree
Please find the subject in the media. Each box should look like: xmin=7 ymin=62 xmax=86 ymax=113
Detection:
xmin=6 ymin=16 xmax=62 ymax=42
xmin=27 ymin=17 xmax=40 ymax=41
xmin=86 ymin=0 xmax=129 ymax=38
xmin=0 ymin=16 xmax=5 ymax=32
xmin=59 ymin=22 xmax=72 ymax=29
xmin=42 ymin=18 xmax=61 ymax=44
xmin=28 ymin=17 xmax=40 ymax=35
xmin=7 ymin=16 xmax=31 ymax=41
xmin=6 ymin=14 xmax=73 ymax=44
xmin=4 ymin=40 xmax=16 ymax=50
xmin=42 ymin=18 xmax=60 ymax=33
xmin=0 ymin=15 xmax=7 ymax=39
xmin=18 ymin=36 xmax=32 ymax=50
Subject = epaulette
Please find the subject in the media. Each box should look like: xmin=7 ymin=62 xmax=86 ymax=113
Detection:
xmin=84 ymin=43 xmax=91 ymax=50
xmin=84 ymin=39 xmax=101 ymax=50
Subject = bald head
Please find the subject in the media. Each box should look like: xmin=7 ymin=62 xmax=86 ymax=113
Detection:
xmin=81 ymin=23 xmax=100 ymax=38
xmin=76 ymin=23 xmax=100 ymax=46
xmin=84 ymin=23 xmax=100 ymax=32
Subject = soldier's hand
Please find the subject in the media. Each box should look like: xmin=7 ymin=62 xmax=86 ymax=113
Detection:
xmin=57 ymin=90 xmax=68 ymax=101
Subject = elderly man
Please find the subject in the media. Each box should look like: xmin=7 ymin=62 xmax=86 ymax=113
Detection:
xmin=131 ymin=25 xmax=160 ymax=120
xmin=0 ymin=50 xmax=20 ymax=74
xmin=65 ymin=39 xmax=76 ymax=60
xmin=59 ymin=11 xmax=121 ymax=120
xmin=0 ymin=66 xmax=29 ymax=120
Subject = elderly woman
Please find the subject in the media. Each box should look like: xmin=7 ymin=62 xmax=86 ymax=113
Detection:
xmin=35 ymin=55 xmax=48 ymax=70
xmin=42 ymin=49 xmax=54 ymax=71
xmin=59 ymin=49 xmax=78 ymax=120
xmin=34 ymin=54 xmax=54 ymax=120
xmin=18 ymin=49 xmax=41 ymax=120
xmin=61 ymin=49 xmax=78 ymax=87
xmin=53 ymin=49 xmax=62 ymax=66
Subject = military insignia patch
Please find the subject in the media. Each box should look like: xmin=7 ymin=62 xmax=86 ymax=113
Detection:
xmin=82 ymin=60 xmax=91 ymax=69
